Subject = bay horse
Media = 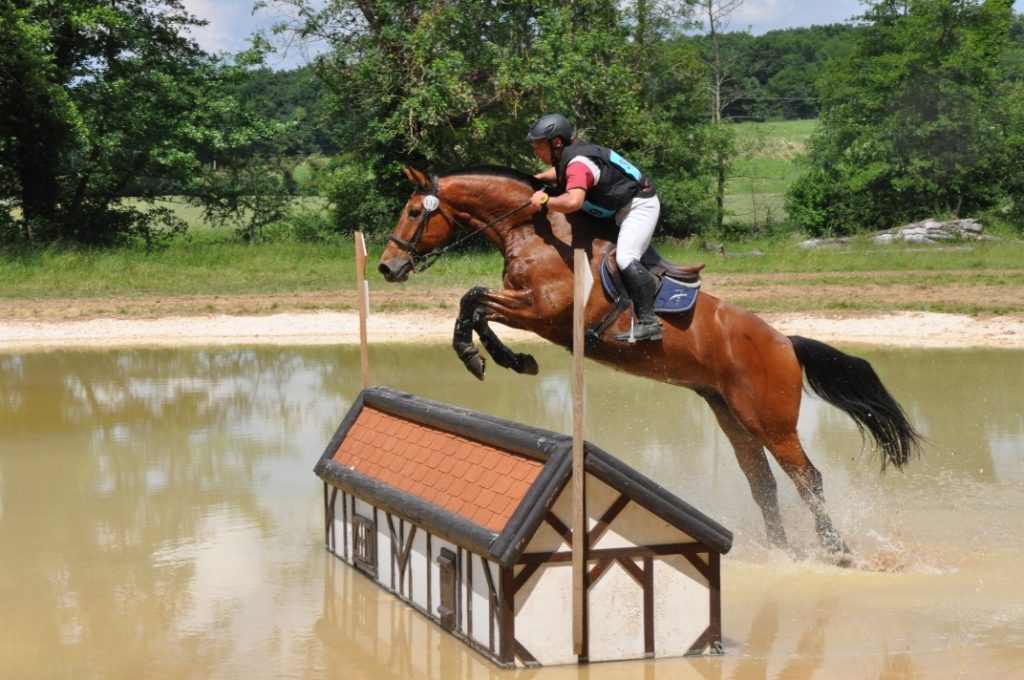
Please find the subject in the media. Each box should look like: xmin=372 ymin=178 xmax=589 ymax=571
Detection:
xmin=378 ymin=165 xmax=921 ymax=558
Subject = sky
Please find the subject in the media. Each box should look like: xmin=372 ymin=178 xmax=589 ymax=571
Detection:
xmin=182 ymin=0 xmax=1024 ymax=70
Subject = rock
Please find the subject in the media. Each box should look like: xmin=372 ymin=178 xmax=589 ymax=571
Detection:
xmin=872 ymin=218 xmax=990 ymax=244
xmin=801 ymin=218 xmax=994 ymax=248
xmin=799 ymin=237 xmax=852 ymax=249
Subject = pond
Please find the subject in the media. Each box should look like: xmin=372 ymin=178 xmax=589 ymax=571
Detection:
xmin=1 ymin=342 xmax=1022 ymax=678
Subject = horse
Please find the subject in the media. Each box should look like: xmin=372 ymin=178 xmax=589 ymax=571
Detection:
xmin=377 ymin=165 xmax=921 ymax=559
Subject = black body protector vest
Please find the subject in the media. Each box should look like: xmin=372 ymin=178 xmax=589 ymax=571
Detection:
xmin=556 ymin=141 xmax=655 ymax=219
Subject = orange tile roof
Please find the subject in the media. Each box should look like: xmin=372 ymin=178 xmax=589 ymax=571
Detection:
xmin=331 ymin=406 xmax=544 ymax=533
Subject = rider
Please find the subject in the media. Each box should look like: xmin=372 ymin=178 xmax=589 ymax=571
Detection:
xmin=526 ymin=113 xmax=663 ymax=342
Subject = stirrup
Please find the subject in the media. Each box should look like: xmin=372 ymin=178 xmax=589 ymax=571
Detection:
xmin=614 ymin=318 xmax=663 ymax=343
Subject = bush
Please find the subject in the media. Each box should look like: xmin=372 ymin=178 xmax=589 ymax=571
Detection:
xmin=280 ymin=205 xmax=338 ymax=243
xmin=785 ymin=165 xmax=845 ymax=237
xmin=319 ymin=156 xmax=401 ymax=239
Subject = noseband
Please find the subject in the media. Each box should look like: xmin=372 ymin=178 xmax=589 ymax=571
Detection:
xmin=389 ymin=174 xmax=533 ymax=273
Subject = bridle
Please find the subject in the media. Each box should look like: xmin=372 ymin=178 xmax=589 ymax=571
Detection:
xmin=388 ymin=174 xmax=534 ymax=273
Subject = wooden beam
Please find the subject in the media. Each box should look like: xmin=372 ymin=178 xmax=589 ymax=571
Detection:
xmin=571 ymin=248 xmax=591 ymax=656
xmin=355 ymin=231 xmax=370 ymax=389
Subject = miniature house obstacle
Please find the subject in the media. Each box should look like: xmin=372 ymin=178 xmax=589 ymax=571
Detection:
xmin=314 ymin=386 xmax=733 ymax=667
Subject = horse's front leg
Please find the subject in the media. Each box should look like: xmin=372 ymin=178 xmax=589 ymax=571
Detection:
xmin=474 ymin=315 xmax=540 ymax=376
xmin=453 ymin=286 xmax=539 ymax=380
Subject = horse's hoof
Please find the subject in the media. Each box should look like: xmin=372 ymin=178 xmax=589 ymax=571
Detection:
xmin=821 ymin=546 xmax=853 ymax=568
xmin=466 ymin=354 xmax=486 ymax=381
xmin=784 ymin=544 xmax=807 ymax=561
xmin=518 ymin=354 xmax=539 ymax=375
xmin=822 ymin=537 xmax=853 ymax=567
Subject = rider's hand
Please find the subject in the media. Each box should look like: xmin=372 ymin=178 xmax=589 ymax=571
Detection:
xmin=530 ymin=190 xmax=550 ymax=208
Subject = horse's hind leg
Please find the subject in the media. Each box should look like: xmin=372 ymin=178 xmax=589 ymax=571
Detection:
xmin=766 ymin=434 xmax=849 ymax=558
xmin=719 ymin=379 xmax=849 ymax=558
xmin=699 ymin=390 xmax=787 ymax=548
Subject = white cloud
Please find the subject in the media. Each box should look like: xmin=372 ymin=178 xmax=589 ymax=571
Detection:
xmin=181 ymin=0 xmax=324 ymax=69
xmin=733 ymin=0 xmax=866 ymax=35
xmin=181 ymin=0 xmax=256 ymax=55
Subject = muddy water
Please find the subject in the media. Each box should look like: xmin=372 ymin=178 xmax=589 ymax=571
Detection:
xmin=1 ymin=343 xmax=1022 ymax=679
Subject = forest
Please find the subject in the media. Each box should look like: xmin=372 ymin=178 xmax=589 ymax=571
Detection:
xmin=2 ymin=0 xmax=1023 ymax=248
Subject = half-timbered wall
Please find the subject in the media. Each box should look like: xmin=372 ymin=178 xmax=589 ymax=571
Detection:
xmin=322 ymin=557 xmax=514 ymax=679
xmin=512 ymin=473 xmax=720 ymax=666
xmin=324 ymin=485 xmax=508 ymax=665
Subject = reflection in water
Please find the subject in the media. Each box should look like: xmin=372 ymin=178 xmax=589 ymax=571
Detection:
xmin=0 ymin=343 xmax=1022 ymax=678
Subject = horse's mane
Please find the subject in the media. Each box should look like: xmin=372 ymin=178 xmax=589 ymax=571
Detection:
xmin=442 ymin=165 xmax=546 ymax=191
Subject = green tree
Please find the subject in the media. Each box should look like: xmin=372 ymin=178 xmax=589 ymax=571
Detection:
xmin=229 ymin=66 xmax=339 ymax=157
xmin=695 ymin=1 xmax=747 ymax=232
xmin=0 ymin=0 xmax=271 ymax=247
xmin=264 ymin=0 xmax=714 ymax=237
xmin=786 ymin=0 xmax=1024 ymax=235
xmin=641 ymin=34 xmax=719 ymax=237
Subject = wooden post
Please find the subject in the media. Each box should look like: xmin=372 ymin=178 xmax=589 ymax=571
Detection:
xmin=571 ymin=248 xmax=592 ymax=656
xmin=355 ymin=231 xmax=370 ymax=389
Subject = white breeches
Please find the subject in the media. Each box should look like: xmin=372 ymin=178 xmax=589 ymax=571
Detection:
xmin=614 ymin=194 xmax=660 ymax=269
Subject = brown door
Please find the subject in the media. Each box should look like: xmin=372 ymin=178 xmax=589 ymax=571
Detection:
xmin=437 ymin=548 xmax=457 ymax=630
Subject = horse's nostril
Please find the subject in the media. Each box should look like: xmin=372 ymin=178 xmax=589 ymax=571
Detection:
xmin=378 ymin=263 xmax=393 ymax=281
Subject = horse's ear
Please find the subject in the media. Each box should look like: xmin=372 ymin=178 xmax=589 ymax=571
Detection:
xmin=403 ymin=167 xmax=430 ymax=191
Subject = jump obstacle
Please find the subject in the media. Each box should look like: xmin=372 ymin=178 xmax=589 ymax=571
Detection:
xmin=315 ymin=387 xmax=732 ymax=667
xmin=316 ymin=239 xmax=732 ymax=667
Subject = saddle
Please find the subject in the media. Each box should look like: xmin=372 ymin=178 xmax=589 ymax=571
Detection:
xmin=639 ymin=246 xmax=704 ymax=284
xmin=588 ymin=247 xmax=704 ymax=348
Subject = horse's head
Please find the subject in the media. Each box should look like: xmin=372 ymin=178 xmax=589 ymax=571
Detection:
xmin=378 ymin=167 xmax=459 ymax=282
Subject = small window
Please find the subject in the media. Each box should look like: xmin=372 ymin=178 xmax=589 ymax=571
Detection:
xmin=353 ymin=514 xmax=377 ymax=577
xmin=437 ymin=548 xmax=457 ymax=630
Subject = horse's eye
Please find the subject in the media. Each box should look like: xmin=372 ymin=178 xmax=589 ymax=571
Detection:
xmin=408 ymin=208 xmax=422 ymax=219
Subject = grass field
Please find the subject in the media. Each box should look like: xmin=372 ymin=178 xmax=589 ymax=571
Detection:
xmin=724 ymin=119 xmax=817 ymax=227
xmin=3 ymin=120 xmax=1022 ymax=315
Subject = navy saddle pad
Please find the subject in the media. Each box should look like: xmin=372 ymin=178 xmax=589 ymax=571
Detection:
xmin=600 ymin=261 xmax=700 ymax=314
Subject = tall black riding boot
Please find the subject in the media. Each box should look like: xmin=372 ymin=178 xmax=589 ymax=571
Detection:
xmin=615 ymin=261 xmax=663 ymax=343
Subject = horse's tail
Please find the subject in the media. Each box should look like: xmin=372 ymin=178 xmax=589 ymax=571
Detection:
xmin=789 ymin=335 xmax=921 ymax=470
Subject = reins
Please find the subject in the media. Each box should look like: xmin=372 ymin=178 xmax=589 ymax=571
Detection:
xmin=388 ymin=174 xmax=534 ymax=274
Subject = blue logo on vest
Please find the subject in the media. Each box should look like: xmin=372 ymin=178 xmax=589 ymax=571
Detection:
xmin=608 ymin=150 xmax=641 ymax=181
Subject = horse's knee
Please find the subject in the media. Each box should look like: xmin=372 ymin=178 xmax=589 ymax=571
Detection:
xmin=454 ymin=287 xmax=488 ymax=345
xmin=459 ymin=286 xmax=489 ymax=312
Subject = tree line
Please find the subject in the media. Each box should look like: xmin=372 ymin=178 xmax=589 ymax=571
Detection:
xmin=238 ymin=22 xmax=860 ymax=154
xmin=2 ymin=0 xmax=1023 ymax=248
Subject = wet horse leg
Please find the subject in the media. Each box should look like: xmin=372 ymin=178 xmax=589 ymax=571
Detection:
xmin=453 ymin=286 xmax=539 ymax=380
xmin=767 ymin=435 xmax=849 ymax=557
xmin=474 ymin=315 xmax=539 ymax=375
xmin=718 ymin=377 xmax=849 ymax=557
xmin=699 ymin=390 xmax=787 ymax=548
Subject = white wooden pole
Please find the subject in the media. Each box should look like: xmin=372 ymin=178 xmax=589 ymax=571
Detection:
xmin=571 ymin=248 xmax=593 ymax=656
xmin=355 ymin=231 xmax=370 ymax=389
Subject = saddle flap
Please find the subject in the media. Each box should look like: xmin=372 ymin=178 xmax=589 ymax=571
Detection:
xmin=601 ymin=248 xmax=701 ymax=315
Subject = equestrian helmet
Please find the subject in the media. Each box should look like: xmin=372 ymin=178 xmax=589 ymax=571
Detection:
xmin=526 ymin=114 xmax=573 ymax=143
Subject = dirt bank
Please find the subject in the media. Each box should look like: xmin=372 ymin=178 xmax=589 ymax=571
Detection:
xmin=2 ymin=271 xmax=1022 ymax=350
xmin=1 ymin=306 xmax=1020 ymax=351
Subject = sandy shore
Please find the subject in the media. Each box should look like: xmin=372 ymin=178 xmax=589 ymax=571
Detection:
xmin=0 ymin=309 xmax=1021 ymax=351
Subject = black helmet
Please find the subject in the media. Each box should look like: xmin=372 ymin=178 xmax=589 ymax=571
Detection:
xmin=526 ymin=114 xmax=573 ymax=143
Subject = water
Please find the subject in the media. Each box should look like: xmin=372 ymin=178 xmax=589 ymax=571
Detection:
xmin=1 ymin=343 xmax=1022 ymax=679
